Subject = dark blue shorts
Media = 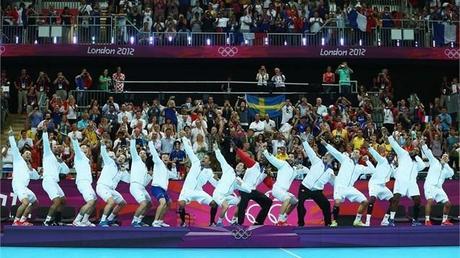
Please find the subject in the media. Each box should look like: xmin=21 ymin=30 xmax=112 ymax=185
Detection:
xmin=151 ymin=186 xmax=170 ymax=202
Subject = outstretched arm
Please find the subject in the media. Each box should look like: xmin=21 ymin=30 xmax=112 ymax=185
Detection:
xmin=368 ymin=146 xmax=386 ymax=164
xmin=262 ymin=149 xmax=286 ymax=170
xmin=388 ymin=136 xmax=407 ymax=158
xmin=148 ymin=141 xmax=162 ymax=165
xmin=8 ymin=135 xmax=21 ymax=162
xmin=324 ymin=143 xmax=344 ymax=163
xmin=236 ymin=148 xmax=256 ymax=168
xmin=421 ymin=144 xmax=436 ymax=164
xmin=71 ymin=137 xmax=84 ymax=160
xmin=42 ymin=131 xmax=52 ymax=157
xmin=214 ymin=146 xmax=232 ymax=175
xmin=130 ymin=138 xmax=140 ymax=162
xmin=181 ymin=136 xmax=199 ymax=164
xmin=100 ymin=142 xmax=112 ymax=165
xmin=302 ymin=140 xmax=321 ymax=165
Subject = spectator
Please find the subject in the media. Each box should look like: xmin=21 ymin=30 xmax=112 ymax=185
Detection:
xmin=315 ymin=97 xmax=328 ymax=116
xmin=309 ymin=11 xmax=323 ymax=33
xmin=263 ymin=114 xmax=276 ymax=133
xmin=75 ymin=68 xmax=93 ymax=90
xmin=131 ymin=110 xmax=147 ymax=129
xmin=17 ymin=130 xmax=33 ymax=151
xmin=438 ymin=107 xmax=452 ymax=134
xmin=53 ymin=72 xmax=70 ymax=100
xmin=99 ymin=69 xmax=112 ymax=91
xmin=160 ymin=128 xmax=175 ymax=154
xmin=272 ymin=132 xmax=286 ymax=155
xmin=322 ymin=66 xmax=335 ymax=83
xmin=249 ymin=113 xmax=265 ymax=136
xmin=15 ymin=69 xmax=33 ymax=114
xmin=271 ymin=67 xmax=286 ymax=90
xmin=170 ymin=140 xmax=186 ymax=177
xmin=77 ymin=112 xmax=90 ymax=130
xmin=335 ymin=62 xmax=353 ymax=96
xmin=112 ymin=66 xmax=126 ymax=93
xmin=281 ymin=99 xmax=294 ymax=125
xmin=256 ymin=65 xmax=269 ymax=87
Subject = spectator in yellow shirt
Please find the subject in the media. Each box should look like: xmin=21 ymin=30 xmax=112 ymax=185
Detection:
xmin=332 ymin=122 xmax=349 ymax=143
xmin=352 ymin=129 xmax=365 ymax=150
xmin=275 ymin=146 xmax=289 ymax=160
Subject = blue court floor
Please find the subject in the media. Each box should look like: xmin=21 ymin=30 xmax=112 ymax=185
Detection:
xmin=1 ymin=247 xmax=459 ymax=258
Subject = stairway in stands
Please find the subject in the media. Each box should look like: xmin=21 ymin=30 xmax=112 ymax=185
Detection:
xmin=1 ymin=114 xmax=27 ymax=144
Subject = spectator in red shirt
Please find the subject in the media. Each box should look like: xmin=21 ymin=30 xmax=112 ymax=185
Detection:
xmin=322 ymin=66 xmax=335 ymax=83
xmin=75 ymin=68 xmax=93 ymax=90
xmin=112 ymin=66 xmax=126 ymax=93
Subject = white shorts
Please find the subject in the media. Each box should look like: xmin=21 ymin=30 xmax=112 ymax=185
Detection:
xmin=334 ymin=186 xmax=367 ymax=203
xmin=42 ymin=179 xmax=65 ymax=200
xmin=272 ymin=186 xmax=295 ymax=202
xmin=394 ymin=180 xmax=420 ymax=198
xmin=213 ymin=192 xmax=240 ymax=206
xmin=129 ymin=183 xmax=151 ymax=204
xmin=12 ymin=184 xmax=37 ymax=203
xmin=369 ymin=184 xmax=393 ymax=201
xmin=179 ymin=189 xmax=213 ymax=205
xmin=96 ymin=184 xmax=125 ymax=204
xmin=424 ymin=185 xmax=449 ymax=203
xmin=76 ymin=181 xmax=97 ymax=202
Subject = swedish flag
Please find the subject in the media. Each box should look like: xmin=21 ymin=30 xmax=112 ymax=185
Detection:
xmin=246 ymin=95 xmax=285 ymax=118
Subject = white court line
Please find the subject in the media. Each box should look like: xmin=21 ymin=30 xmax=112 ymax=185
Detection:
xmin=280 ymin=248 xmax=303 ymax=258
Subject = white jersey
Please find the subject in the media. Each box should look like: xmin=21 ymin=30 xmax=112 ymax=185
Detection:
xmin=129 ymin=139 xmax=148 ymax=185
xmin=326 ymin=144 xmax=371 ymax=187
xmin=301 ymin=141 xmax=333 ymax=191
xmin=367 ymin=147 xmax=394 ymax=185
xmin=263 ymin=150 xmax=296 ymax=191
xmin=422 ymin=144 xmax=454 ymax=188
xmin=388 ymin=136 xmax=426 ymax=183
xmin=214 ymin=149 xmax=251 ymax=196
xmin=148 ymin=141 xmax=177 ymax=191
xmin=181 ymin=137 xmax=217 ymax=191
xmin=97 ymin=144 xmax=130 ymax=189
xmin=42 ymin=131 xmax=63 ymax=182
xmin=242 ymin=162 xmax=267 ymax=191
xmin=9 ymin=136 xmax=32 ymax=187
xmin=71 ymin=138 xmax=92 ymax=184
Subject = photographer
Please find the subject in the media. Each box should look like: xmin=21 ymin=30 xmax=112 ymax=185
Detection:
xmin=53 ymin=72 xmax=70 ymax=100
xmin=335 ymin=62 xmax=354 ymax=97
xmin=17 ymin=130 xmax=34 ymax=152
xmin=256 ymin=65 xmax=269 ymax=87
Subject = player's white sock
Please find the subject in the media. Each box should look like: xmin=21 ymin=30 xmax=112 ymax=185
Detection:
xmin=107 ymin=213 xmax=116 ymax=221
xmin=278 ymin=213 xmax=287 ymax=222
xmin=82 ymin=214 xmax=90 ymax=223
xmin=390 ymin=212 xmax=396 ymax=220
xmin=14 ymin=217 xmax=20 ymax=223
xmin=74 ymin=213 xmax=83 ymax=223
xmin=217 ymin=218 xmax=223 ymax=224
xmin=101 ymin=214 xmax=108 ymax=222
xmin=138 ymin=215 xmax=144 ymax=222
xmin=425 ymin=215 xmax=430 ymax=221
xmin=442 ymin=214 xmax=448 ymax=223
xmin=355 ymin=214 xmax=362 ymax=222
xmin=132 ymin=216 xmax=140 ymax=223
xmin=382 ymin=214 xmax=390 ymax=222
xmin=231 ymin=216 xmax=237 ymax=223
xmin=20 ymin=216 xmax=27 ymax=222
xmin=366 ymin=214 xmax=371 ymax=224
xmin=45 ymin=216 xmax=53 ymax=222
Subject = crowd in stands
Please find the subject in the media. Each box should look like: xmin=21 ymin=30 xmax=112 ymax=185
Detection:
xmin=1 ymin=0 xmax=458 ymax=36
xmin=1 ymin=63 xmax=459 ymax=181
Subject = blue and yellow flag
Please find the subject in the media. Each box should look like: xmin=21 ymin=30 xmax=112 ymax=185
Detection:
xmin=246 ymin=95 xmax=285 ymax=118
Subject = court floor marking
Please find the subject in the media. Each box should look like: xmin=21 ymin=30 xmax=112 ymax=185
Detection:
xmin=280 ymin=248 xmax=302 ymax=258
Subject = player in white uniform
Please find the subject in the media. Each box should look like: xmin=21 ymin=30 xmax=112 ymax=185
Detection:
xmin=388 ymin=134 xmax=426 ymax=226
xmin=421 ymin=140 xmax=455 ymax=226
xmin=365 ymin=142 xmax=396 ymax=226
xmin=70 ymin=135 xmax=97 ymax=226
xmin=297 ymin=137 xmax=334 ymax=227
xmin=129 ymin=134 xmax=152 ymax=227
xmin=233 ymin=148 xmax=273 ymax=226
xmin=178 ymin=132 xmax=218 ymax=227
xmin=9 ymin=129 xmax=40 ymax=226
xmin=212 ymin=144 xmax=252 ymax=226
xmin=41 ymin=130 xmax=70 ymax=226
xmin=261 ymin=146 xmax=299 ymax=226
xmin=148 ymin=139 xmax=178 ymax=227
xmin=97 ymin=140 xmax=130 ymax=227
xmin=321 ymin=139 xmax=372 ymax=227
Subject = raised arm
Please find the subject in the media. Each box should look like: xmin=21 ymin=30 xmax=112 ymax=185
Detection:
xmin=100 ymin=142 xmax=114 ymax=166
xmin=148 ymin=140 xmax=162 ymax=165
xmin=42 ymin=131 xmax=52 ymax=157
xmin=8 ymin=135 xmax=21 ymax=162
xmin=324 ymin=143 xmax=344 ymax=163
xmin=130 ymin=138 xmax=140 ymax=162
xmin=421 ymin=144 xmax=436 ymax=164
xmin=58 ymin=162 xmax=70 ymax=174
xmin=262 ymin=149 xmax=286 ymax=170
xmin=302 ymin=140 xmax=321 ymax=165
xmin=181 ymin=136 xmax=199 ymax=164
xmin=71 ymin=137 xmax=84 ymax=160
xmin=368 ymin=146 xmax=386 ymax=164
xmin=236 ymin=148 xmax=256 ymax=168
xmin=388 ymin=135 xmax=407 ymax=158
xmin=214 ymin=147 xmax=232 ymax=174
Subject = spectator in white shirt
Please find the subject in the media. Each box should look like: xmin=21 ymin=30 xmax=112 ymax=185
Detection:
xmin=263 ymin=114 xmax=276 ymax=133
xmin=271 ymin=67 xmax=286 ymax=89
xmin=117 ymin=104 xmax=133 ymax=124
xmin=256 ymin=66 xmax=269 ymax=86
xmin=177 ymin=110 xmax=192 ymax=132
xmin=17 ymin=130 xmax=33 ymax=151
xmin=130 ymin=110 xmax=147 ymax=129
xmin=271 ymin=132 xmax=286 ymax=155
xmin=249 ymin=114 xmax=265 ymax=136
xmin=191 ymin=119 xmax=207 ymax=143
xmin=281 ymin=99 xmax=294 ymax=125
xmin=216 ymin=12 xmax=229 ymax=32
xmin=102 ymin=96 xmax=120 ymax=114
xmin=68 ymin=124 xmax=83 ymax=141
xmin=309 ymin=11 xmax=323 ymax=33
xmin=240 ymin=10 xmax=254 ymax=45
xmin=315 ymin=97 xmax=328 ymax=116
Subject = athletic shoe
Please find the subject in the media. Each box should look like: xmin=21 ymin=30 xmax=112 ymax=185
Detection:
xmin=180 ymin=222 xmax=187 ymax=227
xmin=139 ymin=222 xmax=150 ymax=227
xmin=387 ymin=219 xmax=396 ymax=227
xmin=12 ymin=221 xmax=23 ymax=226
xmin=424 ymin=220 xmax=432 ymax=226
xmin=72 ymin=221 xmax=86 ymax=227
xmin=365 ymin=221 xmax=371 ymax=227
xmin=152 ymin=221 xmax=161 ymax=227
xmin=131 ymin=222 xmax=142 ymax=227
xmin=216 ymin=221 xmax=224 ymax=227
xmin=411 ymin=219 xmax=422 ymax=227
xmin=99 ymin=220 xmax=110 ymax=227
xmin=21 ymin=221 xmax=33 ymax=226
xmin=353 ymin=220 xmax=368 ymax=227
xmin=275 ymin=221 xmax=290 ymax=226
xmin=81 ymin=221 xmax=96 ymax=227
xmin=43 ymin=221 xmax=57 ymax=226
xmin=381 ymin=219 xmax=389 ymax=226
xmin=330 ymin=220 xmax=338 ymax=227
xmin=160 ymin=222 xmax=170 ymax=227
xmin=209 ymin=223 xmax=216 ymax=227
xmin=107 ymin=220 xmax=119 ymax=226
xmin=441 ymin=220 xmax=454 ymax=226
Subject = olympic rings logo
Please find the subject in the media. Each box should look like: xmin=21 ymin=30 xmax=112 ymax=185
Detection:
xmin=444 ymin=49 xmax=460 ymax=59
xmin=0 ymin=46 xmax=5 ymax=56
xmin=231 ymin=227 xmax=252 ymax=240
xmin=217 ymin=46 xmax=238 ymax=57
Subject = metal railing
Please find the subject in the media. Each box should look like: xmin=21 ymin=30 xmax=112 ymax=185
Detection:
xmin=1 ymin=16 xmax=457 ymax=48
